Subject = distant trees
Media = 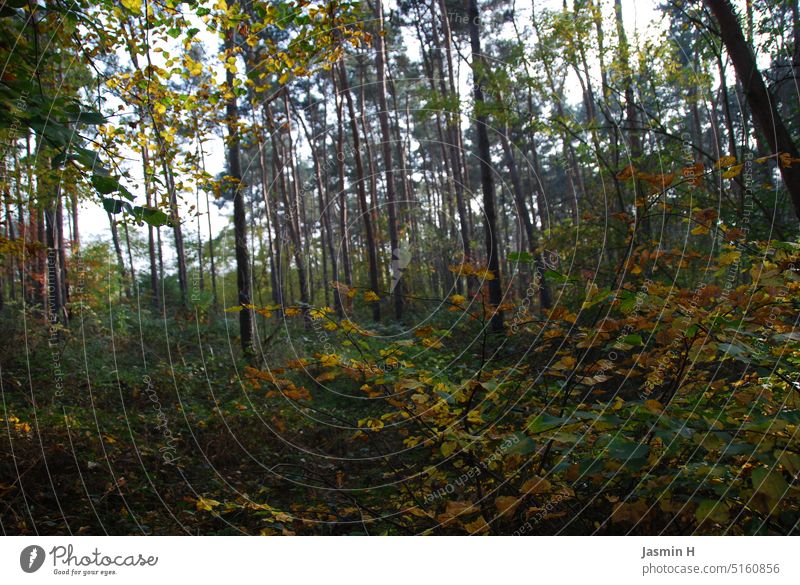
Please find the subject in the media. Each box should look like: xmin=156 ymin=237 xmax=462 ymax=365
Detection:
xmin=2 ymin=0 xmax=799 ymax=348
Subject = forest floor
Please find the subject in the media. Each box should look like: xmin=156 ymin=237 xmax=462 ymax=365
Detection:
xmin=1 ymin=292 xmax=798 ymax=535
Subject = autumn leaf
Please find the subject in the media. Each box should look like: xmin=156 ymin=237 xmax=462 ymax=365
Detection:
xmin=463 ymin=516 xmax=490 ymax=534
xmin=778 ymin=152 xmax=800 ymax=168
xmin=196 ymin=497 xmax=221 ymax=512
xmin=714 ymin=155 xmax=737 ymax=169
xmin=449 ymin=294 xmax=466 ymax=306
xmin=616 ymin=164 xmax=635 ymax=180
xmin=495 ymin=496 xmax=520 ymax=518
xmin=363 ymin=290 xmax=380 ymax=302
xmin=120 ymin=0 xmax=142 ymax=13
xmin=722 ymin=164 xmax=743 ymax=179
xmin=441 ymin=441 xmax=458 ymax=457
xmin=521 ymin=476 xmax=552 ymax=495
xmin=320 ymin=353 xmax=340 ymax=367
xmin=682 ymin=162 xmax=705 ymax=186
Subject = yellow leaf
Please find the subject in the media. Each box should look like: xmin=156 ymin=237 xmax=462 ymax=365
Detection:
xmin=718 ymin=250 xmax=741 ymax=266
xmin=691 ymin=225 xmax=709 ymax=236
xmin=320 ymin=353 xmax=340 ymax=367
xmin=196 ymin=497 xmax=221 ymax=512
xmin=552 ymin=355 xmax=576 ymax=371
xmin=464 ymin=516 xmax=490 ymax=534
xmin=363 ymin=290 xmax=380 ymax=302
xmin=441 ymin=441 xmax=458 ymax=457
xmin=449 ymin=294 xmax=466 ymax=305
xmin=643 ymin=399 xmax=663 ymax=414
xmin=522 ymin=476 xmax=552 ymax=495
xmin=495 ymin=496 xmax=520 ymax=517
xmin=722 ymin=164 xmax=743 ymax=179
xmin=714 ymin=155 xmax=737 ymax=169
xmin=121 ymin=0 xmax=141 ymax=13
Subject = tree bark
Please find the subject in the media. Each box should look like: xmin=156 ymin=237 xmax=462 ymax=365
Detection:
xmin=225 ymin=26 xmax=254 ymax=355
xmin=705 ymin=0 xmax=800 ymax=220
xmin=338 ymin=60 xmax=381 ymax=321
xmin=468 ymin=0 xmax=504 ymax=332
xmin=375 ymin=0 xmax=403 ymax=319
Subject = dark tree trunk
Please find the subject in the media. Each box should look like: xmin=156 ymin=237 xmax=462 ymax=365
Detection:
xmin=334 ymin=72 xmax=353 ymax=288
xmin=108 ymin=212 xmax=131 ymax=300
xmin=225 ymin=26 xmax=254 ymax=355
xmin=468 ymin=0 xmax=504 ymax=332
xmin=705 ymin=0 xmax=800 ymax=220
xmin=338 ymin=61 xmax=381 ymax=321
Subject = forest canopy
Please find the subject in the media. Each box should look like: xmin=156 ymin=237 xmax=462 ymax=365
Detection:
xmin=0 ymin=0 xmax=799 ymax=536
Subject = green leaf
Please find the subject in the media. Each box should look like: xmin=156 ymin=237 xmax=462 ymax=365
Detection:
xmin=92 ymin=174 xmax=120 ymax=194
xmin=132 ymin=206 xmax=170 ymax=227
xmin=75 ymin=148 xmax=101 ymax=170
xmin=527 ymin=413 xmax=566 ymax=434
xmin=508 ymin=251 xmax=533 ymax=263
xmin=505 ymin=432 xmax=537 ymax=455
xmin=599 ymin=435 xmax=649 ymax=460
xmin=544 ymin=269 xmax=568 ymax=284
xmin=751 ymin=468 xmax=788 ymax=508
xmin=73 ymin=110 xmax=106 ymax=125
xmin=102 ymin=198 xmax=127 ymax=214
xmin=695 ymin=499 xmax=730 ymax=524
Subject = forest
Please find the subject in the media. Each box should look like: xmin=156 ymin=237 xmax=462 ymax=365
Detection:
xmin=0 ymin=0 xmax=799 ymax=536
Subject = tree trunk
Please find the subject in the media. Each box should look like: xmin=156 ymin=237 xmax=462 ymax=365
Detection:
xmin=499 ymin=130 xmax=551 ymax=310
xmin=334 ymin=72 xmax=353 ymax=289
xmin=468 ymin=0 xmax=504 ymax=332
xmin=375 ymin=0 xmax=403 ymax=319
xmin=225 ymin=26 xmax=254 ymax=355
xmin=108 ymin=212 xmax=131 ymax=299
xmin=705 ymin=0 xmax=800 ymax=220
xmin=338 ymin=60 xmax=381 ymax=321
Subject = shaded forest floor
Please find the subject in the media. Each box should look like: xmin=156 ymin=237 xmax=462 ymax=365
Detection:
xmin=1 ymin=276 xmax=799 ymax=535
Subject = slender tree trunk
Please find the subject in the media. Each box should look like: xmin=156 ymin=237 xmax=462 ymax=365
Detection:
xmin=280 ymin=93 xmax=311 ymax=320
xmin=144 ymin=147 xmax=160 ymax=310
xmin=108 ymin=212 xmax=131 ymax=299
xmin=338 ymin=60 xmax=381 ymax=321
xmin=435 ymin=0 xmax=472 ymax=288
xmin=225 ymin=25 xmax=254 ymax=355
xmin=375 ymin=0 xmax=403 ymax=319
xmin=468 ymin=0 xmax=503 ymax=332
xmin=334 ymin=73 xmax=353 ymax=289
xmin=499 ymin=130 xmax=551 ymax=310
